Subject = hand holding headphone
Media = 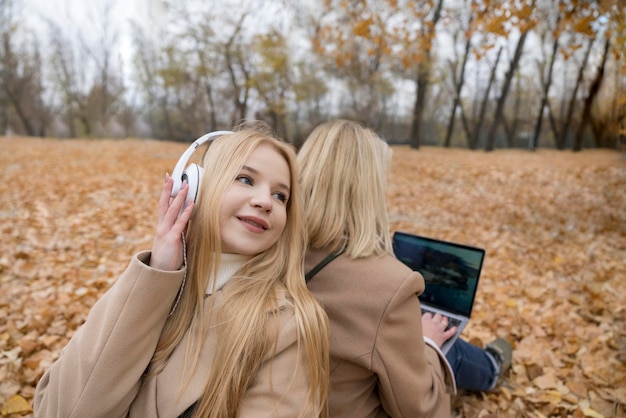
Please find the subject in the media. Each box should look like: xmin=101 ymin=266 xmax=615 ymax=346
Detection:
xmin=170 ymin=131 xmax=233 ymax=210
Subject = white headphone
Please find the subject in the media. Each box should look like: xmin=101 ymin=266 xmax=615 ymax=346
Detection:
xmin=170 ymin=130 xmax=234 ymax=209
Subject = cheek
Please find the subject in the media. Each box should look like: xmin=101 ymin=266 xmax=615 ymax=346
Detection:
xmin=219 ymin=189 xmax=236 ymax=217
xmin=274 ymin=207 xmax=288 ymax=235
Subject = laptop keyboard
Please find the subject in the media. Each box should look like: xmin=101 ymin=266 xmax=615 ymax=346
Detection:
xmin=421 ymin=308 xmax=462 ymax=331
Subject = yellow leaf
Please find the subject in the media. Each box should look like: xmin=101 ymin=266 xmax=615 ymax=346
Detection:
xmin=0 ymin=395 xmax=32 ymax=416
xmin=504 ymin=299 xmax=517 ymax=307
xmin=581 ymin=408 xmax=605 ymax=418
xmin=536 ymin=390 xmax=562 ymax=404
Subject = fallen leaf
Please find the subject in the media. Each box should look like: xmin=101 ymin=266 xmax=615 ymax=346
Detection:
xmin=0 ymin=394 xmax=32 ymax=416
xmin=534 ymin=371 xmax=559 ymax=390
xmin=581 ymin=407 xmax=605 ymax=418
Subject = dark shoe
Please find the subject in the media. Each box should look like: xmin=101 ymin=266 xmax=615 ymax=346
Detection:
xmin=485 ymin=338 xmax=512 ymax=379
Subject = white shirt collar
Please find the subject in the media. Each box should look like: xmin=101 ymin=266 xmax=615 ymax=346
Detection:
xmin=206 ymin=253 xmax=250 ymax=295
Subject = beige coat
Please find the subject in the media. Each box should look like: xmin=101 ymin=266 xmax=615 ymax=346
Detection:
xmin=305 ymin=249 xmax=456 ymax=418
xmin=35 ymin=251 xmax=317 ymax=418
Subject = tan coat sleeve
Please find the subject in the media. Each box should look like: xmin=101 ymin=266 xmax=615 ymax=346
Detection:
xmin=34 ymin=251 xmax=184 ymax=418
xmin=372 ymin=271 xmax=455 ymax=418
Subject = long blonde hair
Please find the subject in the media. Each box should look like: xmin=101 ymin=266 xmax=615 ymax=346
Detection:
xmin=150 ymin=129 xmax=329 ymax=417
xmin=298 ymin=119 xmax=393 ymax=259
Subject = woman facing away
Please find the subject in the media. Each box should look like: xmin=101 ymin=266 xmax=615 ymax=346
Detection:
xmin=34 ymin=127 xmax=329 ymax=418
xmin=298 ymin=119 xmax=456 ymax=417
xmin=298 ymin=119 xmax=513 ymax=417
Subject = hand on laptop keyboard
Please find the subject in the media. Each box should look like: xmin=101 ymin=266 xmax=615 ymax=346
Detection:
xmin=421 ymin=311 xmax=458 ymax=348
xmin=421 ymin=309 xmax=461 ymax=331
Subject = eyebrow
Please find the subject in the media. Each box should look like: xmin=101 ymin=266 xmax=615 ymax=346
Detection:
xmin=241 ymin=165 xmax=291 ymax=194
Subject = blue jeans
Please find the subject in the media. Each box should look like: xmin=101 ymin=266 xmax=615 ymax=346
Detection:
xmin=445 ymin=339 xmax=498 ymax=391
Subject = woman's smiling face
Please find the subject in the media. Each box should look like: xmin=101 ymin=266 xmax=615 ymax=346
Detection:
xmin=219 ymin=143 xmax=290 ymax=255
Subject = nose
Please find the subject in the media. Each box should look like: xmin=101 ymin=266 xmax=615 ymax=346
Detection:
xmin=250 ymin=188 xmax=273 ymax=212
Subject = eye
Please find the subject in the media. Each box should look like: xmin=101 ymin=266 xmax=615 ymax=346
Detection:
xmin=272 ymin=192 xmax=288 ymax=203
xmin=236 ymin=175 xmax=253 ymax=186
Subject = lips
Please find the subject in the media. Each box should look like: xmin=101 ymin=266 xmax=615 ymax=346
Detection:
xmin=238 ymin=216 xmax=268 ymax=231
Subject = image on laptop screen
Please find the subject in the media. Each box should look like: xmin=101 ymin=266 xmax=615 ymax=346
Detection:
xmin=392 ymin=232 xmax=484 ymax=317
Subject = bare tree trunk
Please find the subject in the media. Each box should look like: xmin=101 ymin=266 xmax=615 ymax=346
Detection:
xmin=0 ymin=45 xmax=7 ymax=135
xmin=558 ymin=39 xmax=593 ymax=149
xmin=186 ymin=17 xmax=220 ymax=133
xmin=485 ymin=28 xmax=530 ymax=151
xmin=444 ymin=31 xmax=472 ymax=148
xmin=504 ymin=71 xmax=522 ymax=148
xmin=205 ymin=84 xmax=217 ymax=131
xmin=64 ymin=105 xmax=76 ymax=138
xmin=77 ymin=0 xmax=120 ymax=136
xmin=160 ymin=96 xmax=173 ymax=140
xmin=0 ymin=15 xmax=35 ymax=135
xmin=0 ymin=98 xmax=7 ymax=134
xmin=0 ymin=43 xmax=10 ymax=135
xmin=48 ymin=22 xmax=92 ymax=138
xmin=471 ymin=46 xmax=503 ymax=150
xmin=131 ymin=23 xmax=161 ymax=138
xmin=224 ymin=12 xmax=251 ymax=124
xmin=0 ymin=0 xmax=12 ymax=135
xmin=408 ymin=0 xmax=444 ymax=149
xmin=6 ymin=89 xmax=35 ymax=136
xmin=459 ymin=101 xmax=472 ymax=148
xmin=76 ymin=99 xmax=91 ymax=136
xmin=409 ymin=64 xmax=428 ymax=149
xmin=574 ymin=37 xmax=610 ymax=151
xmin=532 ymin=16 xmax=560 ymax=151
xmin=544 ymin=92 xmax=560 ymax=146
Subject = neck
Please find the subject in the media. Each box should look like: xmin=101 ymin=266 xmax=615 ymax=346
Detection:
xmin=206 ymin=253 xmax=251 ymax=295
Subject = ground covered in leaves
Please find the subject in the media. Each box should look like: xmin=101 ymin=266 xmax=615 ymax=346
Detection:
xmin=0 ymin=137 xmax=624 ymax=417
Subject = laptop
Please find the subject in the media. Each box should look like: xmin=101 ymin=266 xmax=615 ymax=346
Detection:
xmin=392 ymin=231 xmax=485 ymax=354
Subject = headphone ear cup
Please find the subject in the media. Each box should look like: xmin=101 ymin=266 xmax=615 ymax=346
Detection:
xmin=182 ymin=163 xmax=204 ymax=210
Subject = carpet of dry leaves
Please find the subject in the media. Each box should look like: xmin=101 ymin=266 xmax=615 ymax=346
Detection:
xmin=0 ymin=137 xmax=624 ymax=418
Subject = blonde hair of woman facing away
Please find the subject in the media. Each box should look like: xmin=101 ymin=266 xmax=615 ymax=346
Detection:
xmin=152 ymin=130 xmax=329 ymax=417
xmin=299 ymin=119 xmax=392 ymax=258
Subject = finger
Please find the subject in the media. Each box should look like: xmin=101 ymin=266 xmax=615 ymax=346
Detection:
xmin=444 ymin=326 xmax=457 ymax=339
xmin=157 ymin=174 xmax=174 ymax=223
xmin=163 ymin=182 xmax=189 ymax=225
xmin=172 ymin=201 xmax=194 ymax=236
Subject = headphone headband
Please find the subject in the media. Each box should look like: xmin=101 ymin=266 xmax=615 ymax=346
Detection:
xmin=171 ymin=130 xmax=234 ymax=197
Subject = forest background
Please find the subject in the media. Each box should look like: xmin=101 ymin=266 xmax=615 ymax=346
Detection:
xmin=1 ymin=0 xmax=625 ymax=150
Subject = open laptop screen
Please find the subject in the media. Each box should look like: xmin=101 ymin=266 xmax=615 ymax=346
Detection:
xmin=392 ymin=232 xmax=484 ymax=317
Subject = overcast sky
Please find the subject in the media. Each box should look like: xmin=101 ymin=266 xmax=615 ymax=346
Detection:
xmin=19 ymin=0 xmax=166 ymax=55
xmin=18 ymin=0 xmax=295 ymax=64
xmin=21 ymin=0 xmax=161 ymax=30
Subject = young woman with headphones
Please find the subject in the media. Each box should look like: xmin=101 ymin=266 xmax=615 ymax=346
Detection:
xmin=35 ymin=126 xmax=329 ymax=418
